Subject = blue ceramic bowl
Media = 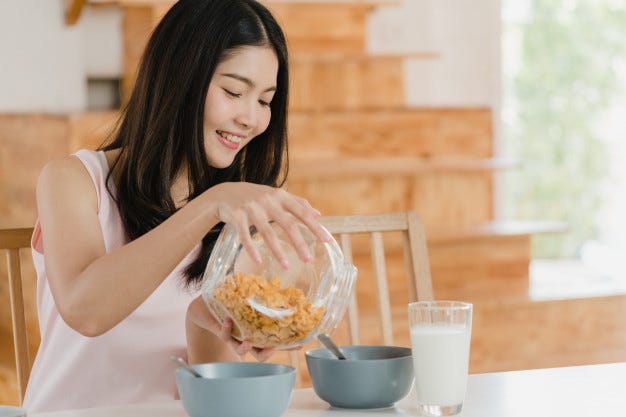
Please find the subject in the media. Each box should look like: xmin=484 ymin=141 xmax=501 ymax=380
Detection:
xmin=0 ymin=406 xmax=27 ymax=417
xmin=176 ymin=362 xmax=296 ymax=417
xmin=306 ymin=345 xmax=414 ymax=409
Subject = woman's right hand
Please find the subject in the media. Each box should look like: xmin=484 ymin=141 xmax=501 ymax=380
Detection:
xmin=207 ymin=182 xmax=333 ymax=268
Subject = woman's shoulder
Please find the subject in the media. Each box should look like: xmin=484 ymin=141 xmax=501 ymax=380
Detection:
xmin=39 ymin=149 xmax=116 ymax=183
xmin=39 ymin=153 xmax=88 ymax=180
xmin=36 ymin=153 xmax=99 ymax=208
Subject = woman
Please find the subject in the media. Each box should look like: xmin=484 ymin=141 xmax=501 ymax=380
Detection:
xmin=23 ymin=0 xmax=330 ymax=412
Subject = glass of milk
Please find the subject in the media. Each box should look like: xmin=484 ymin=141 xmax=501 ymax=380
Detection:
xmin=408 ymin=301 xmax=473 ymax=416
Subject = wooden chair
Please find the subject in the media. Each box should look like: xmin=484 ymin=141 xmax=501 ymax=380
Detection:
xmin=319 ymin=210 xmax=434 ymax=345
xmin=2 ymin=213 xmax=433 ymax=391
xmin=0 ymin=227 xmax=34 ymax=403
xmin=288 ymin=210 xmax=434 ymax=384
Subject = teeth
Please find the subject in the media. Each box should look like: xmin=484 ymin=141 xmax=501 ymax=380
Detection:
xmin=218 ymin=131 xmax=242 ymax=144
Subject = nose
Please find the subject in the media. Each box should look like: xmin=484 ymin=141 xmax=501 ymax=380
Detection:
xmin=235 ymin=99 xmax=258 ymax=130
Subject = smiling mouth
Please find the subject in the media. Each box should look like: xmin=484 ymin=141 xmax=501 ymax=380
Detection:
xmin=217 ymin=130 xmax=243 ymax=144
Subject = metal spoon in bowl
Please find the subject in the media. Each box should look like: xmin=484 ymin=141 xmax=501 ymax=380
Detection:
xmin=170 ymin=355 xmax=202 ymax=378
xmin=317 ymin=333 xmax=348 ymax=360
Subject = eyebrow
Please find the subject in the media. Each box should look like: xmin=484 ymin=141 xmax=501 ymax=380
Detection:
xmin=220 ymin=73 xmax=276 ymax=93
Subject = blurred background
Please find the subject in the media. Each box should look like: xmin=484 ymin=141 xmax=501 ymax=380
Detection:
xmin=1 ymin=0 xmax=625 ymax=405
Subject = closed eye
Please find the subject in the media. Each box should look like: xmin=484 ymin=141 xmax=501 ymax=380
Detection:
xmin=223 ymin=88 xmax=241 ymax=98
xmin=259 ymin=99 xmax=271 ymax=107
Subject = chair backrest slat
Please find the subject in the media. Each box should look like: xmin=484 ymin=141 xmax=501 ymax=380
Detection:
xmin=370 ymin=231 xmax=393 ymax=345
xmin=1 ymin=227 xmax=34 ymax=403
xmin=319 ymin=211 xmax=434 ymax=346
xmin=406 ymin=212 xmax=434 ymax=301
xmin=320 ymin=212 xmax=409 ymax=234
xmin=339 ymin=234 xmax=360 ymax=345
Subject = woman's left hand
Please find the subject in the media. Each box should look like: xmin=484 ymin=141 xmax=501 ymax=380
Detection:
xmin=186 ymin=296 xmax=274 ymax=363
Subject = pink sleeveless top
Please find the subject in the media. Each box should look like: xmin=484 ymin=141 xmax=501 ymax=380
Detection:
xmin=23 ymin=150 xmax=199 ymax=412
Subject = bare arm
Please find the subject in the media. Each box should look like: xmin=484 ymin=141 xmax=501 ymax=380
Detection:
xmin=37 ymin=156 xmax=221 ymax=336
xmin=38 ymin=155 xmax=330 ymax=337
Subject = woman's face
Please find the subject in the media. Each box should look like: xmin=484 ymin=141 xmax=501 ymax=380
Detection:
xmin=203 ymin=45 xmax=278 ymax=168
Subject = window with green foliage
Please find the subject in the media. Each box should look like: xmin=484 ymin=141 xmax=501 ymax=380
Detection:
xmin=502 ymin=0 xmax=626 ymax=259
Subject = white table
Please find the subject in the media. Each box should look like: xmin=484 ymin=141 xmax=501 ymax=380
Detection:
xmin=30 ymin=362 xmax=626 ymax=417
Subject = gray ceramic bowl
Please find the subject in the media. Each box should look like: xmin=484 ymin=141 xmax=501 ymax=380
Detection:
xmin=176 ymin=362 xmax=296 ymax=417
xmin=305 ymin=345 xmax=414 ymax=409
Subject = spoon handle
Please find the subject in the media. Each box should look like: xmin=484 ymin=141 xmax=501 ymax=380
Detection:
xmin=317 ymin=333 xmax=348 ymax=360
xmin=170 ymin=355 xmax=203 ymax=378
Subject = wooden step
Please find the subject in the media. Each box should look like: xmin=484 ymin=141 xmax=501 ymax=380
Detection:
xmin=469 ymin=294 xmax=626 ymax=373
xmin=429 ymin=220 xmax=568 ymax=242
xmin=288 ymin=156 xmax=518 ymax=180
xmin=286 ymin=157 xmax=512 ymax=226
xmin=111 ymin=0 xmax=398 ymax=55
xmin=0 ymin=112 xmax=116 ymax=233
xmin=14 ymin=105 xmax=493 ymax=161
xmin=265 ymin=1 xmax=403 ymax=53
xmin=267 ymin=1 xmax=370 ymax=54
xmin=288 ymin=107 xmax=492 ymax=159
xmin=120 ymin=4 xmax=172 ymax=101
xmin=0 ymin=112 xmax=498 ymax=229
xmin=67 ymin=111 xmax=120 ymax=150
xmin=108 ymin=0 xmax=401 ymax=101
xmin=290 ymin=54 xmax=406 ymax=111
xmin=331 ymin=220 xmax=567 ymax=301
xmin=285 ymin=161 xmax=499 ymax=228
xmin=0 ymin=114 xmax=70 ymax=228
xmin=428 ymin=221 xmax=567 ymax=298
xmin=293 ymin=50 xmax=437 ymax=64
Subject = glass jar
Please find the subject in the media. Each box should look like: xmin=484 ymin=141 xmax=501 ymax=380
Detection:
xmin=201 ymin=222 xmax=357 ymax=349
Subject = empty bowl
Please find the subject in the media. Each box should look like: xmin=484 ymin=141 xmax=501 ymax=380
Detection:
xmin=176 ymin=362 xmax=296 ymax=417
xmin=305 ymin=345 xmax=414 ymax=409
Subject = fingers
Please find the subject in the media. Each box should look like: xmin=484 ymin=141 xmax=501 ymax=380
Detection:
xmin=228 ymin=337 xmax=273 ymax=361
xmin=214 ymin=183 xmax=332 ymax=267
xmin=251 ymin=347 xmax=274 ymax=363
xmin=233 ymin=214 xmax=262 ymax=264
xmin=249 ymin=207 xmax=290 ymax=269
xmin=218 ymin=318 xmax=234 ymax=341
xmin=281 ymin=195 xmax=334 ymax=245
xmin=217 ymin=321 xmax=254 ymax=356
xmin=267 ymin=212 xmax=312 ymax=264
xmin=232 ymin=341 xmax=254 ymax=356
xmin=257 ymin=189 xmax=332 ymax=264
xmin=214 ymin=319 xmax=266 ymax=358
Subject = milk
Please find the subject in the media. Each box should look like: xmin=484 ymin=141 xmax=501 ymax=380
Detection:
xmin=410 ymin=324 xmax=471 ymax=406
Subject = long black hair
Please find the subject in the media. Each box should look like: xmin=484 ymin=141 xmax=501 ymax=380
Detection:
xmin=101 ymin=0 xmax=290 ymax=286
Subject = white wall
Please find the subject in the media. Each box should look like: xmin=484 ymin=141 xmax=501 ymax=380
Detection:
xmin=0 ymin=0 xmax=121 ymax=113
xmin=0 ymin=0 xmax=499 ymax=112
xmin=369 ymin=0 xmax=501 ymax=108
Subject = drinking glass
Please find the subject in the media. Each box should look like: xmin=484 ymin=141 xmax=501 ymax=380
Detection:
xmin=408 ymin=301 xmax=473 ymax=416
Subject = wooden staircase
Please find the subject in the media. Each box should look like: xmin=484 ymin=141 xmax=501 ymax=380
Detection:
xmin=5 ymin=0 xmax=625 ymax=405
xmin=87 ymin=0 xmax=560 ymax=297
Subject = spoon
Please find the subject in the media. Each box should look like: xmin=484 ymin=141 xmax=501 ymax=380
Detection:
xmin=170 ymin=355 xmax=202 ymax=378
xmin=247 ymin=296 xmax=294 ymax=318
xmin=317 ymin=333 xmax=348 ymax=360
